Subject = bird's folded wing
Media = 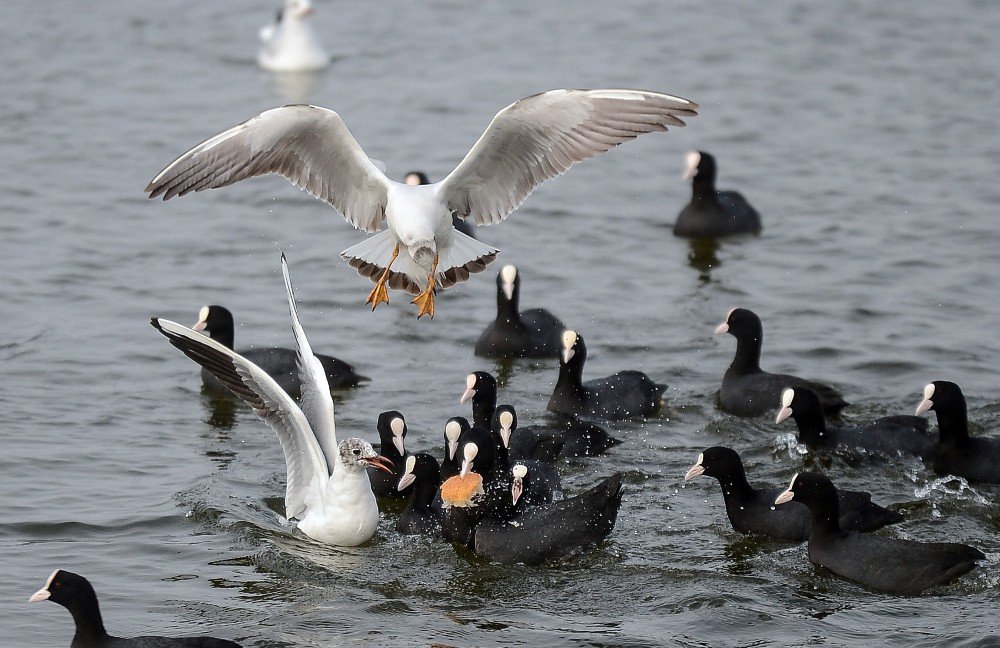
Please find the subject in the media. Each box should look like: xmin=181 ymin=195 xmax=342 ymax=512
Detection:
xmin=145 ymin=105 xmax=391 ymax=233
xmin=150 ymin=317 xmax=329 ymax=519
xmin=439 ymin=89 xmax=698 ymax=226
xmin=280 ymin=254 xmax=338 ymax=469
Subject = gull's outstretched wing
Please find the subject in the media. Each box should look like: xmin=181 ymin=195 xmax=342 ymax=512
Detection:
xmin=145 ymin=105 xmax=391 ymax=233
xmin=151 ymin=317 xmax=328 ymax=519
xmin=280 ymin=254 xmax=338 ymax=469
xmin=439 ymin=89 xmax=698 ymax=226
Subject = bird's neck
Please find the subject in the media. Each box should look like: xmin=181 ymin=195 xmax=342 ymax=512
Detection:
xmin=472 ymin=392 xmax=496 ymax=430
xmin=793 ymin=410 xmax=829 ymax=445
xmin=717 ymin=470 xmax=754 ymax=502
xmin=935 ymin=402 xmax=970 ymax=445
xmin=729 ymin=334 xmax=762 ymax=374
xmin=691 ymin=173 xmax=718 ymax=202
xmin=496 ymin=294 xmax=522 ymax=326
xmin=69 ymin=598 xmax=108 ymax=646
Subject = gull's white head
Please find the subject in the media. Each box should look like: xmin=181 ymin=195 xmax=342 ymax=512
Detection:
xmin=682 ymin=150 xmax=702 ymax=181
xmin=500 ymin=265 xmax=518 ymax=301
xmin=283 ymin=0 xmax=314 ymax=20
xmin=562 ymin=330 xmax=578 ymax=364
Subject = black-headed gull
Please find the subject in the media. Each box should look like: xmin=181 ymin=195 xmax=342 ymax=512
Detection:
xmin=258 ymin=0 xmax=330 ymax=72
xmin=151 ymin=255 xmax=393 ymax=546
xmin=145 ymin=89 xmax=698 ymax=318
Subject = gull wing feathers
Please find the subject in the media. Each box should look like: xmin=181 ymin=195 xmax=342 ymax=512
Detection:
xmin=145 ymin=105 xmax=392 ymax=233
xmin=439 ymin=89 xmax=698 ymax=226
xmin=150 ymin=317 xmax=329 ymax=520
xmin=280 ymin=254 xmax=338 ymax=467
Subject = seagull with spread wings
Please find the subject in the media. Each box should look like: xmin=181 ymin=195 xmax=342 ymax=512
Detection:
xmin=146 ymin=89 xmax=698 ymax=318
xmin=151 ymin=255 xmax=393 ymax=546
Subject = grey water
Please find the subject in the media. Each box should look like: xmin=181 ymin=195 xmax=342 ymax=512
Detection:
xmin=2 ymin=0 xmax=999 ymax=645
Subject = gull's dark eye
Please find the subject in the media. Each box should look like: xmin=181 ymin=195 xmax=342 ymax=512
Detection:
xmin=353 ymin=449 xmax=360 ymax=456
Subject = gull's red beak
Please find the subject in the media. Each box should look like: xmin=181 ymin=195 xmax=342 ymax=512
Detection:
xmin=366 ymin=455 xmax=395 ymax=475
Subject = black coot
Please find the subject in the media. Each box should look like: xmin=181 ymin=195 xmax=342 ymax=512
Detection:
xmin=462 ymin=372 xmax=618 ymax=459
xmin=547 ymin=331 xmax=666 ymax=420
xmin=674 ymin=150 xmax=761 ymax=237
xmin=29 ymin=569 xmax=242 ymax=647
xmin=367 ymin=410 xmax=412 ymax=497
xmin=396 ymin=452 xmax=442 ymax=535
xmin=777 ymin=388 xmax=935 ymax=458
xmin=474 ymin=265 xmax=566 ymax=358
xmin=440 ymin=425 xmax=509 ymax=547
xmin=716 ymin=308 xmax=847 ymax=417
xmin=685 ymin=447 xmax=902 ymax=542
xmin=403 ymin=171 xmax=475 ymax=237
xmin=473 ymin=473 xmax=625 ymax=565
xmin=916 ymin=381 xmax=1000 ymax=483
xmin=775 ymin=472 xmax=984 ymax=595
xmin=191 ymin=305 xmax=367 ymax=396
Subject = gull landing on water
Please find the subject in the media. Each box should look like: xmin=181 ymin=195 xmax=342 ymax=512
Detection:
xmin=145 ymin=89 xmax=698 ymax=318
xmin=151 ymin=255 xmax=393 ymax=546
xmin=258 ymin=0 xmax=330 ymax=72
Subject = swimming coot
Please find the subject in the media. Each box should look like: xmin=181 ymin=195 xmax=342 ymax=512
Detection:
xmin=916 ymin=381 xmax=1000 ymax=483
xmin=674 ymin=150 xmax=761 ymax=237
xmin=474 ymin=265 xmax=566 ymax=358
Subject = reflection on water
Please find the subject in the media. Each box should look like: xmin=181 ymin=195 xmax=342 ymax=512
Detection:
xmin=686 ymin=236 xmax=722 ymax=279
xmin=202 ymin=389 xmax=238 ymax=430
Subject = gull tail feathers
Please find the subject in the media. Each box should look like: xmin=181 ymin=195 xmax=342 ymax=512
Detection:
xmin=341 ymin=230 xmax=422 ymax=295
xmin=436 ymin=230 xmax=499 ymax=290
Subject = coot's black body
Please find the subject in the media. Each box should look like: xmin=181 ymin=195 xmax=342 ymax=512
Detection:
xmin=396 ymin=453 xmax=442 ymax=535
xmin=776 ymin=472 xmax=984 ymax=595
xmin=779 ymin=388 xmax=935 ymax=458
xmin=685 ymin=447 xmax=902 ymax=542
xmin=440 ymin=425 xmax=511 ymax=547
xmin=473 ymin=473 xmax=625 ymax=565
xmin=29 ymin=570 xmax=242 ymax=648
xmin=192 ymin=305 xmax=366 ymax=397
xmin=548 ymin=332 xmax=665 ymax=420
xmin=674 ymin=151 xmax=761 ymax=237
xmin=474 ymin=265 xmax=565 ymax=359
xmin=716 ymin=308 xmax=847 ymax=417
xmin=918 ymin=381 xmax=1000 ymax=483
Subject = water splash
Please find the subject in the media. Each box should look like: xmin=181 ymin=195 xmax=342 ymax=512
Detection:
xmin=773 ymin=433 xmax=809 ymax=459
xmin=912 ymin=473 xmax=990 ymax=517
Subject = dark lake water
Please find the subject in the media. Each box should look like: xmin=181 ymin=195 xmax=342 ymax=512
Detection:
xmin=2 ymin=1 xmax=999 ymax=645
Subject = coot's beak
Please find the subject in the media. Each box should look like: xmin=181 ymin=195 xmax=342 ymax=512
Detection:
xmin=684 ymin=464 xmax=704 ymax=481
xmin=28 ymin=588 xmax=50 ymax=603
xmin=460 ymin=387 xmax=476 ymax=404
xmin=192 ymin=321 xmax=207 ymax=332
xmin=774 ymin=488 xmax=794 ymax=506
xmin=775 ymin=388 xmax=795 ymax=423
xmin=915 ymin=383 xmax=936 ymax=415
xmin=714 ymin=321 xmax=729 ymax=335
xmin=392 ymin=436 xmax=405 ymax=457
xmin=397 ymin=472 xmax=416 ymax=491
xmin=365 ymin=455 xmax=394 ymax=475
xmin=511 ymin=477 xmax=523 ymax=506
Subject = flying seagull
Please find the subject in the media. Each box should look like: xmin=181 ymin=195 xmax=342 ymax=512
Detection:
xmin=146 ymin=89 xmax=698 ymax=318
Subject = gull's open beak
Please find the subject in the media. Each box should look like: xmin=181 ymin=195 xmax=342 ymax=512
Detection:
xmin=365 ymin=455 xmax=394 ymax=475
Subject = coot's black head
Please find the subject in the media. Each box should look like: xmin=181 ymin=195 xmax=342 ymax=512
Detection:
xmin=510 ymin=463 xmax=530 ymax=507
xmin=714 ymin=307 xmax=762 ymax=341
xmin=915 ymin=380 xmax=966 ymax=416
xmin=774 ymin=472 xmax=838 ymax=513
xmin=460 ymin=371 xmax=497 ymax=405
xmin=775 ymin=387 xmax=825 ymax=427
xmin=684 ymin=446 xmax=745 ymax=482
xmin=560 ymin=330 xmax=588 ymax=368
xmin=397 ymin=452 xmax=440 ymax=492
xmin=376 ymin=410 xmax=407 ymax=458
xmin=496 ymin=265 xmax=521 ymax=308
xmin=682 ymin=150 xmax=717 ymax=183
xmin=29 ymin=570 xmax=97 ymax=610
xmin=443 ymin=416 xmax=470 ymax=464
xmin=457 ymin=426 xmax=498 ymax=479
xmin=192 ymin=305 xmax=235 ymax=343
xmin=491 ymin=404 xmax=518 ymax=449
xmin=404 ymin=171 xmax=430 ymax=186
